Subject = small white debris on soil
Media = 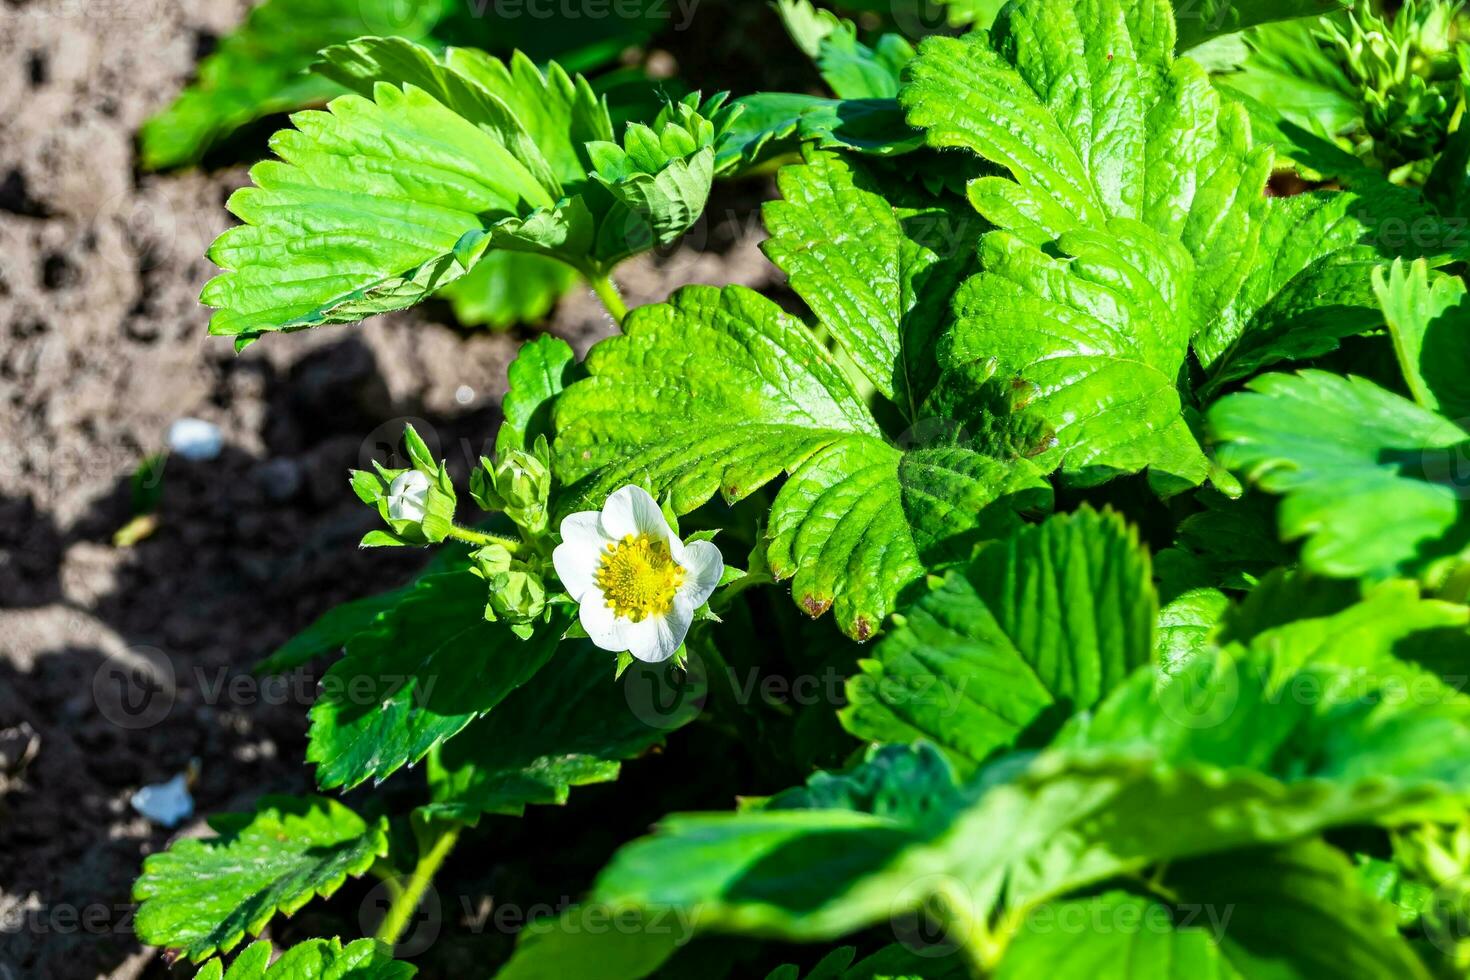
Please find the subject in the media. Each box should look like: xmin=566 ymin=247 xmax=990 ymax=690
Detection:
xmin=129 ymin=772 xmax=194 ymax=828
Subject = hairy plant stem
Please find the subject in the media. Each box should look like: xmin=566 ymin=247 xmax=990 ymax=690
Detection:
xmin=588 ymin=272 xmax=629 ymax=326
xmin=375 ymin=824 xmax=461 ymax=949
xmin=447 ymin=524 xmax=527 ymax=554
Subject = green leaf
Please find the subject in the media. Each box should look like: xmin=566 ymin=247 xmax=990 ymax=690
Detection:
xmin=715 ymin=94 xmax=922 ymax=175
xmin=203 ymin=66 xmax=555 ymax=344
xmin=306 ymin=571 xmax=570 ymax=789
xmin=137 ymin=0 xmax=443 ymax=170
xmin=489 ymin=905 xmax=694 ymax=980
xmin=1208 ymin=20 xmax=1360 ymax=153
xmin=1194 ymin=191 xmax=1384 ymax=394
xmin=255 ymin=585 xmax=412 ymax=675
xmin=554 ymin=285 xmax=1049 ymax=639
xmin=593 ymin=646 xmax=1470 ymax=949
xmin=996 ymin=892 xmax=1243 ymax=980
xmin=1375 ymin=258 xmax=1470 ymax=423
xmin=422 ymin=644 xmax=700 ymax=822
xmin=1209 ymin=370 xmax=1470 ymax=579
xmin=1161 ymin=842 xmax=1433 ymax=980
xmin=192 ymin=939 xmax=413 ymax=980
xmin=1156 ymin=588 xmax=1229 ymax=668
xmin=501 ymin=334 xmax=583 ymax=453
xmin=438 ymin=249 xmax=578 ymax=330
xmin=842 ymin=509 xmax=1157 ymax=777
xmin=134 ymin=796 xmax=388 ymax=962
xmin=762 ymin=150 xmax=983 ymax=418
xmin=1173 ymin=0 xmax=1354 ymax=53
xmin=904 ymin=2 xmax=1275 ymax=485
xmin=905 ymin=0 xmax=1385 ymax=486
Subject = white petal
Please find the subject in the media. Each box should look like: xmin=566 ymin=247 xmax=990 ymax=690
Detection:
xmin=600 ymin=485 xmax=672 ymax=541
xmin=578 ymin=592 xmax=631 ymax=652
xmin=386 ymin=470 xmax=431 ymax=523
xmin=623 ymin=606 xmax=690 ymax=663
xmin=553 ymin=512 xmax=611 ymax=600
xmin=677 ymin=540 xmax=724 ymax=608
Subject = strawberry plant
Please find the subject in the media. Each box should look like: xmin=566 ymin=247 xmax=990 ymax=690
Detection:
xmin=134 ymin=1 xmax=1470 ymax=976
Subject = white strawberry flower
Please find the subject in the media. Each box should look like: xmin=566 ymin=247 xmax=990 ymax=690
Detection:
xmin=552 ymin=485 xmax=724 ymax=663
xmin=386 ymin=470 xmax=431 ymax=524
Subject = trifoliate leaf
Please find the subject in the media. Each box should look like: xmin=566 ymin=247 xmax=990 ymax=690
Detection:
xmin=422 ymin=644 xmax=699 ymax=822
xmin=905 ymin=0 xmax=1385 ymax=486
xmin=134 ymin=796 xmax=388 ymax=962
xmin=1210 ymin=370 xmax=1470 ymax=580
xmin=762 ymin=150 xmax=982 ymax=418
xmin=996 ymin=892 xmax=1244 ymax=980
xmin=192 ymin=939 xmax=412 ymax=980
xmin=306 ymin=571 xmax=570 ymax=789
xmin=1375 ymin=258 xmax=1470 ymax=423
xmin=437 ymin=244 xmax=578 ymax=330
xmin=1173 ymin=0 xmax=1355 ymax=53
xmin=137 ymin=0 xmax=441 ymax=170
xmin=593 ymin=647 xmax=1470 ymax=949
xmin=842 ymin=509 xmax=1156 ymax=777
xmin=554 ymin=285 xmax=1049 ymax=639
xmin=202 ymin=71 xmax=554 ymax=345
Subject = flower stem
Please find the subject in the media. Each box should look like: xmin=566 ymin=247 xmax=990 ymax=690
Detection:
xmin=447 ymin=524 xmax=525 ymax=553
xmin=589 ymin=272 xmax=628 ymax=327
xmin=374 ymin=823 xmax=461 ymax=949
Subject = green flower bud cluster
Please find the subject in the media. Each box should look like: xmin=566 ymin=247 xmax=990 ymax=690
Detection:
xmin=1321 ymin=0 xmax=1469 ymax=171
xmin=470 ymin=435 xmax=552 ymax=536
xmin=469 ymin=542 xmax=547 ymax=638
xmin=350 ymin=425 xmax=559 ymax=639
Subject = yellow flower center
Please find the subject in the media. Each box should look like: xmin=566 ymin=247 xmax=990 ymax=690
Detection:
xmin=596 ymin=533 xmax=685 ymax=622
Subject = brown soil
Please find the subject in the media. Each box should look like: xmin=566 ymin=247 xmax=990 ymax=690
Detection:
xmin=0 ymin=1 xmax=787 ymax=974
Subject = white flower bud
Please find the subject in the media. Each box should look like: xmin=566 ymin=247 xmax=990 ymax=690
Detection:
xmin=386 ymin=470 xmax=432 ymax=524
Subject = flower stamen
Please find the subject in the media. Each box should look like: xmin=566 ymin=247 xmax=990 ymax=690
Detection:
xmin=595 ymin=533 xmax=685 ymax=622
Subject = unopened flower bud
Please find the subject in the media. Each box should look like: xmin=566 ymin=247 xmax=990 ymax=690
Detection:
xmin=386 ymin=470 xmax=431 ymax=524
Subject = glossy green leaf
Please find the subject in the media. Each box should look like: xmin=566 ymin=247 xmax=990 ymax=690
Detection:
xmin=1210 ymin=370 xmax=1470 ymax=579
xmin=554 ymin=285 xmax=1049 ymax=639
xmin=192 ymin=939 xmax=412 ymax=980
xmin=202 ymin=68 xmax=553 ymax=344
xmin=843 ymin=509 xmax=1156 ymax=777
xmin=501 ymin=334 xmax=583 ymax=453
xmin=762 ymin=150 xmax=982 ymax=418
xmin=904 ymin=0 xmax=1386 ymax=486
xmin=306 ymin=571 xmax=569 ymax=789
xmin=594 ymin=646 xmax=1470 ymax=950
xmin=135 ymin=796 xmax=388 ymax=962
xmin=490 ymin=905 xmax=698 ymax=980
